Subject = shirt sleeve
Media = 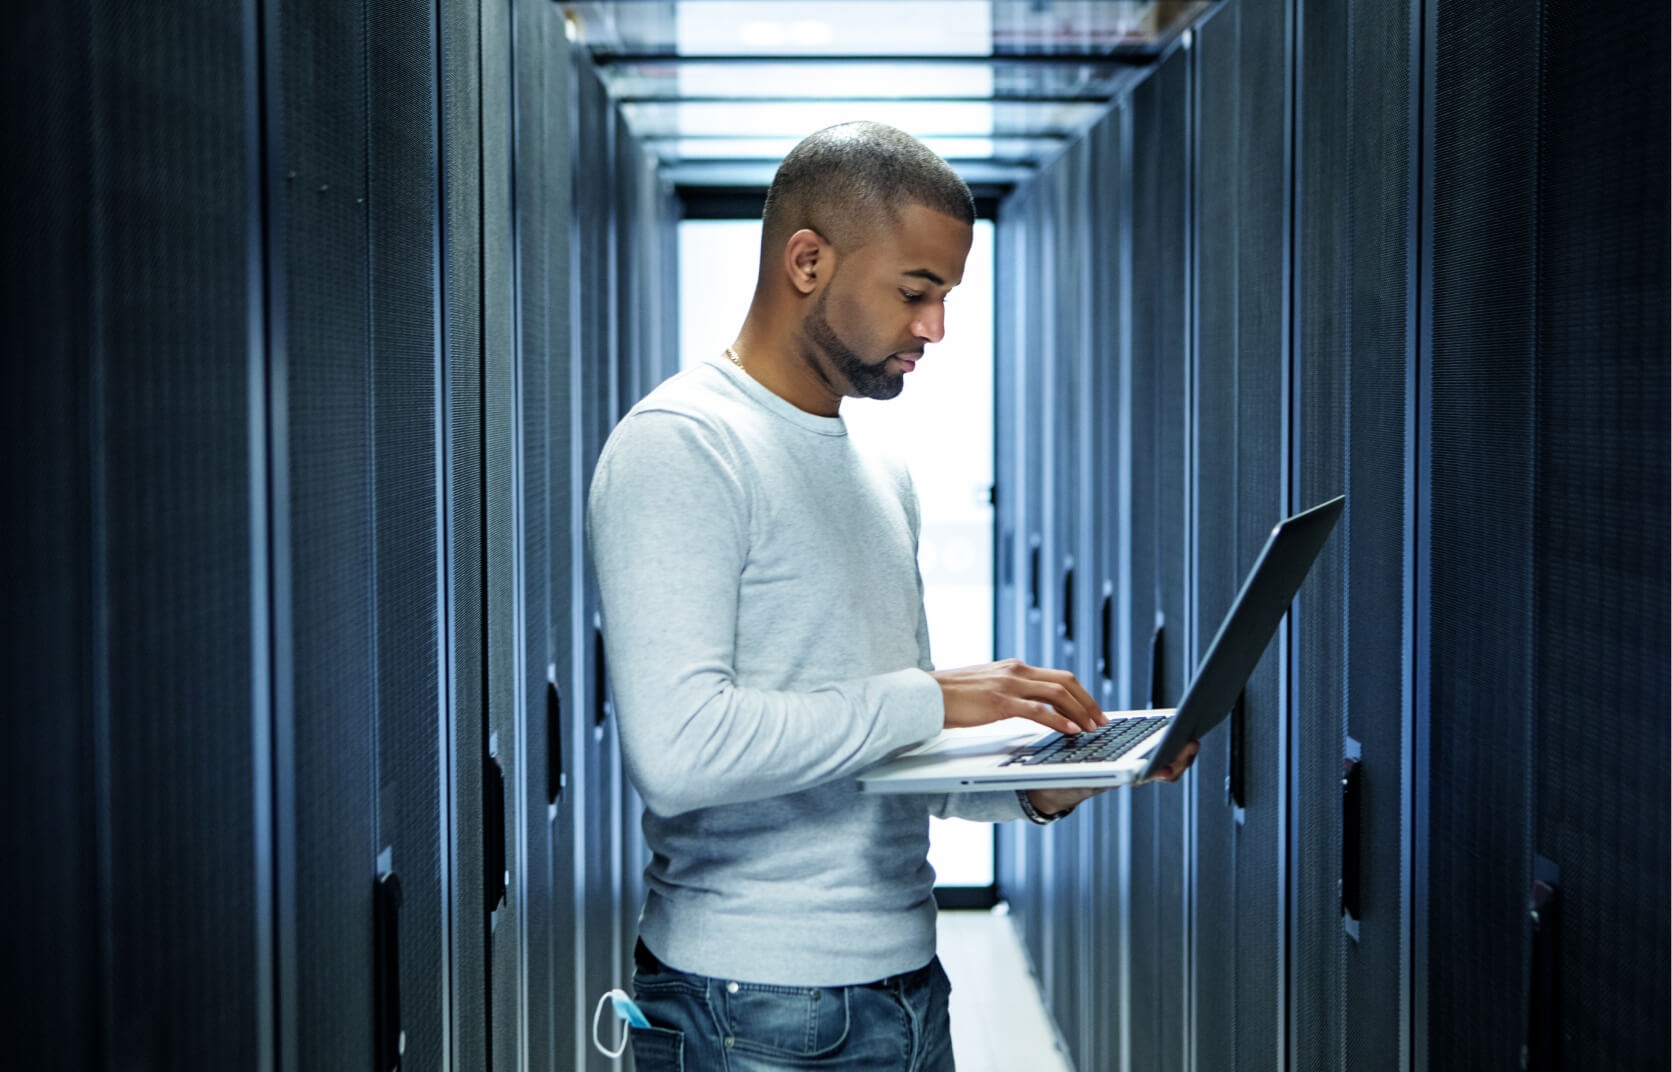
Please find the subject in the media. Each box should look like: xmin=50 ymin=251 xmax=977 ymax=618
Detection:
xmin=587 ymin=409 xmax=944 ymax=819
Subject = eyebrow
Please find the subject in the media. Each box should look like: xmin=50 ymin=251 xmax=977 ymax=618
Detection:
xmin=902 ymin=268 xmax=947 ymax=287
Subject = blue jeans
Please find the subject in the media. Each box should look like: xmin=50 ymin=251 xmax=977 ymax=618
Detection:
xmin=629 ymin=939 xmax=956 ymax=1071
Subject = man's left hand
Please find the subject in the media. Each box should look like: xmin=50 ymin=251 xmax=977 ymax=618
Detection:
xmin=1024 ymin=740 xmax=1201 ymax=816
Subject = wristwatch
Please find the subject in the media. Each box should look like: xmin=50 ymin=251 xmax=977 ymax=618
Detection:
xmin=1016 ymin=790 xmax=1071 ymax=825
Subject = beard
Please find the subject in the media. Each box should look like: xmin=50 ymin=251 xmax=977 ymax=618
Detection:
xmin=801 ymin=288 xmax=904 ymax=401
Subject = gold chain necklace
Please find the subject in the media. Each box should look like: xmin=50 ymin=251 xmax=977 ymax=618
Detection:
xmin=724 ymin=345 xmax=744 ymax=369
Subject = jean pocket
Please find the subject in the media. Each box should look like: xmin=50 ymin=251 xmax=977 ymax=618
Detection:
xmin=929 ymin=956 xmax=952 ymax=998
xmin=630 ymin=1025 xmax=685 ymax=1072
xmin=719 ymin=983 xmax=851 ymax=1060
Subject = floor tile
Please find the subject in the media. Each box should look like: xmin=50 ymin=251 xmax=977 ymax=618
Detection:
xmin=938 ymin=908 xmax=1073 ymax=1072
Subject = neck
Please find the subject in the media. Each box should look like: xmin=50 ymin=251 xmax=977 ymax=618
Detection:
xmin=731 ymin=314 xmax=843 ymax=418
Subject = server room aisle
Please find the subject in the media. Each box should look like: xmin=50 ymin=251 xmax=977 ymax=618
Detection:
xmin=938 ymin=910 xmax=1073 ymax=1072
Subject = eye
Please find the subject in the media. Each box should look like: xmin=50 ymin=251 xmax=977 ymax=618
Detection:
xmin=900 ymin=290 xmax=924 ymax=303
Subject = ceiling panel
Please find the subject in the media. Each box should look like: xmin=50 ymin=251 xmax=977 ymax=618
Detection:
xmin=566 ymin=0 xmax=1218 ymax=188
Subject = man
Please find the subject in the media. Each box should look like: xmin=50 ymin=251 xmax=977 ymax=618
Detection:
xmin=588 ymin=121 xmax=1198 ymax=1071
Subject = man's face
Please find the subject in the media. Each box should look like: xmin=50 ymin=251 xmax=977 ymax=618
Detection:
xmin=798 ymin=203 xmax=973 ymax=401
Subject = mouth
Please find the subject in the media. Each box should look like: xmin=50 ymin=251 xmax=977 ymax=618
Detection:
xmin=892 ymin=352 xmax=922 ymax=372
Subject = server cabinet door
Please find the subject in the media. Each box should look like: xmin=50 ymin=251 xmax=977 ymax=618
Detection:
xmin=1191 ymin=6 xmax=1291 ymax=1071
xmin=572 ymin=51 xmax=629 ymax=1071
xmin=1124 ymin=48 xmax=1193 ymax=1072
xmin=992 ymin=191 xmax=1032 ymax=914
xmin=2 ymin=7 xmax=105 ymax=1058
xmin=1085 ymin=103 xmax=1131 ymax=1072
xmin=275 ymin=0 xmax=383 ymax=1065
xmin=1293 ymin=0 xmax=1419 ymax=1067
xmin=1425 ymin=0 xmax=1671 ymax=1066
xmin=278 ymin=0 xmax=456 ymax=1066
xmin=519 ymin=3 xmax=579 ymax=1067
xmin=480 ymin=0 xmax=534 ymax=1064
xmin=1523 ymin=4 xmax=1668 ymax=1067
xmin=3 ymin=6 xmax=265 ymax=1066
xmin=438 ymin=0 xmax=491 ymax=1061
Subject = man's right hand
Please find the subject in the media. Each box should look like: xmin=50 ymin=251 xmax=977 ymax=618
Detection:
xmin=929 ymin=659 xmax=1107 ymax=735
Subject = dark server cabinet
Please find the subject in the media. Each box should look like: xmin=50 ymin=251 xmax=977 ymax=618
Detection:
xmin=573 ymin=50 xmax=628 ymax=1071
xmin=1191 ymin=4 xmax=1291 ymax=1070
xmin=4 ymin=6 xmax=265 ymax=1067
xmin=1036 ymin=155 xmax=1074 ymax=1038
xmin=999 ymin=182 xmax=1051 ymax=982
xmin=1423 ymin=0 xmax=1670 ymax=1067
xmin=993 ymin=214 xmax=1022 ymax=706
xmin=1123 ymin=47 xmax=1193 ymax=1072
xmin=992 ymin=188 xmax=1029 ymax=920
xmin=1084 ymin=103 xmax=1130 ymax=1072
xmin=1062 ymin=138 xmax=1102 ymax=1068
xmin=1520 ymin=3 xmax=1669 ymax=1065
xmin=1 ymin=10 xmax=105 ymax=1064
xmin=519 ymin=3 xmax=578 ymax=1070
xmin=273 ymin=0 xmax=452 ymax=1067
xmin=438 ymin=0 xmax=491 ymax=1063
xmin=1293 ymin=0 xmax=1419 ymax=1067
xmin=480 ymin=0 xmax=530 ymax=1063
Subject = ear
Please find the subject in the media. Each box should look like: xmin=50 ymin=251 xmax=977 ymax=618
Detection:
xmin=783 ymin=228 xmax=831 ymax=296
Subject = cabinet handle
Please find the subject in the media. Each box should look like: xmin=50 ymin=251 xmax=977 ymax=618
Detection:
xmin=1097 ymin=592 xmax=1113 ymax=681
xmin=374 ymin=870 xmax=405 ymax=1072
xmin=1060 ymin=564 xmax=1076 ymax=642
xmin=1340 ymin=756 xmax=1363 ymax=922
xmin=1526 ymin=869 xmax=1562 ymax=1070
xmin=546 ymin=675 xmax=564 ymax=805
xmin=592 ymin=625 xmax=609 ymax=727
xmin=485 ymin=754 xmax=507 ymax=911
xmin=1147 ymin=615 xmax=1166 ymax=708
xmin=1226 ymin=690 xmax=1247 ymax=810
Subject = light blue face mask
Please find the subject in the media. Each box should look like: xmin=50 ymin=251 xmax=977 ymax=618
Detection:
xmin=591 ymin=987 xmax=652 ymax=1059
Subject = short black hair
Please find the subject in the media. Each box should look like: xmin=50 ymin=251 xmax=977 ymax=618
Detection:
xmin=760 ymin=121 xmax=975 ymax=255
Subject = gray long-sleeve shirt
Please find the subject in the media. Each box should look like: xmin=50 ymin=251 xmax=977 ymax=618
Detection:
xmin=587 ymin=356 xmax=1026 ymax=986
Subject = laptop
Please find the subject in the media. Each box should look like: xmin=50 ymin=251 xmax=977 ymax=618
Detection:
xmin=857 ymin=496 xmax=1344 ymax=794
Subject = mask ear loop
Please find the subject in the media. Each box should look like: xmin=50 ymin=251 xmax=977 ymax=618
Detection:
xmin=592 ymin=988 xmax=631 ymax=1059
xmin=595 ymin=990 xmax=632 ymax=1056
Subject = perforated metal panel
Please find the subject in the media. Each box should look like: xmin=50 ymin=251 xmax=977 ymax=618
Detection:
xmin=1229 ymin=5 xmax=1289 ymax=1070
xmin=478 ymin=0 xmax=522 ymax=1063
xmin=1529 ymin=2 xmax=1669 ymax=1066
xmin=992 ymin=187 xmax=1029 ymax=918
xmin=1292 ymin=1 xmax=1418 ymax=1068
xmin=541 ymin=16 xmax=581 ymax=1069
xmin=1338 ymin=0 xmax=1413 ymax=1047
xmin=575 ymin=54 xmax=627 ymax=1072
xmin=440 ymin=0 xmax=489 ymax=1061
xmin=365 ymin=0 xmax=447 ymax=1066
xmin=1425 ymin=1 xmax=1541 ymax=1065
xmin=1084 ymin=105 xmax=1126 ymax=1072
xmin=511 ymin=2 xmax=564 ymax=1069
xmin=2 ymin=5 xmax=99 ymax=1066
xmin=1124 ymin=49 xmax=1191 ymax=1072
xmin=278 ymin=1 xmax=379 ymax=1063
xmin=1293 ymin=0 xmax=1352 ymax=1066
xmin=1191 ymin=17 xmax=1240 ymax=1066
xmin=89 ymin=6 xmax=262 ymax=1066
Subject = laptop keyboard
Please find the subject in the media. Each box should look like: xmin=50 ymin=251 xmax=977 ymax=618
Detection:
xmin=1000 ymin=715 xmax=1171 ymax=766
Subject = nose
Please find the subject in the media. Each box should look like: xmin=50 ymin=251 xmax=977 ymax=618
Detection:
xmin=912 ymin=301 xmax=946 ymax=345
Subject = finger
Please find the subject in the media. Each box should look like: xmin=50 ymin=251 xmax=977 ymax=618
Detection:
xmin=1029 ymin=678 xmax=1103 ymax=732
xmin=1158 ymin=744 xmax=1199 ymax=782
xmin=1020 ymin=699 xmax=1084 ymax=735
xmin=1050 ymin=668 xmax=1103 ymax=729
